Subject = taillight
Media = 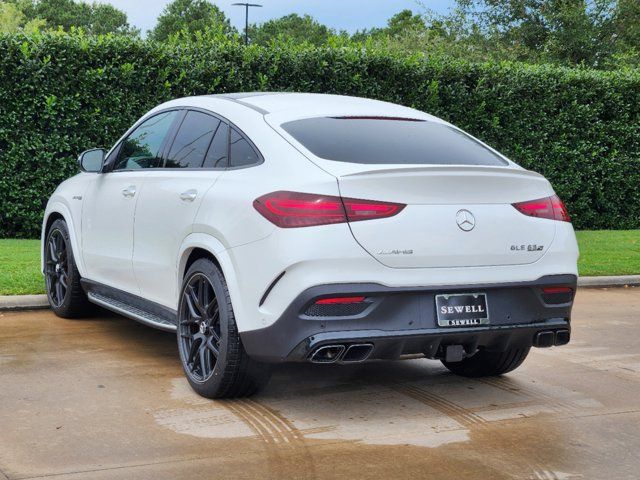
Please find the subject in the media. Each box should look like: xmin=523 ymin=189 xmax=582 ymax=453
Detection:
xmin=343 ymin=198 xmax=404 ymax=222
xmin=512 ymin=195 xmax=571 ymax=222
xmin=253 ymin=191 xmax=405 ymax=228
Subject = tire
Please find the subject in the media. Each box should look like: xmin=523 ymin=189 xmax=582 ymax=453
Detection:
xmin=44 ymin=219 xmax=93 ymax=318
xmin=177 ymin=258 xmax=271 ymax=399
xmin=441 ymin=346 xmax=531 ymax=377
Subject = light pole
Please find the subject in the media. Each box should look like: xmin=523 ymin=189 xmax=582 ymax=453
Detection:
xmin=232 ymin=2 xmax=262 ymax=46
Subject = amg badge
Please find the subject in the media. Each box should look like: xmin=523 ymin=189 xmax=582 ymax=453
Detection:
xmin=377 ymin=249 xmax=414 ymax=256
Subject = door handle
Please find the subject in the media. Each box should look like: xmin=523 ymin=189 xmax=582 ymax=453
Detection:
xmin=180 ymin=189 xmax=198 ymax=202
xmin=122 ymin=186 xmax=136 ymax=198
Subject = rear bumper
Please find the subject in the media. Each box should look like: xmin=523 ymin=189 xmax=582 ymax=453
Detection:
xmin=241 ymin=274 xmax=577 ymax=363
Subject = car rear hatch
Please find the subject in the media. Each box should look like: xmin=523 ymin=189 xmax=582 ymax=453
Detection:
xmin=269 ymin=114 xmax=557 ymax=269
xmin=336 ymin=165 xmax=556 ymax=268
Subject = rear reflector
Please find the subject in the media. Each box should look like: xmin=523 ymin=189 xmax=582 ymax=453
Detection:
xmin=541 ymin=286 xmax=574 ymax=305
xmin=253 ymin=191 xmax=405 ymax=228
xmin=512 ymin=195 xmax=571 ymax=222
xmin=306 ymin=296 xmax=370 ymax=317
xmin=542 ymin=286 xmax=573 ymax=294
xmin=315 ymin=296 xmax=366 ymax=305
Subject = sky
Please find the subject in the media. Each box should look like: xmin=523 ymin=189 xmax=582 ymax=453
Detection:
xmin=105 ymin=0 xmax=457 ymax=36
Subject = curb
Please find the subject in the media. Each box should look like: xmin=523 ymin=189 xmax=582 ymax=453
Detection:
xmin=577 ymin=275 xmax=640 ymax=288
xmin=1 ymin=275 xmax=639 ymax=312
xmin=0 ymin=295 xmax=49 ymax=311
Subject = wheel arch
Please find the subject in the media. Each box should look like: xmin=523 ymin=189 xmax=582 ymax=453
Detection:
xmin=177 ymin=235 xmax=227 ymax=285
xmin=176 ymin=233 xmax=247 ymax=328
xmin=182 ymin=248 xmax=223 ymax=280
xmin=41 ymin=204 xmax=85 ymax=276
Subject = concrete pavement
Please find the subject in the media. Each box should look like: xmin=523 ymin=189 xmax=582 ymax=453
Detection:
xmin=0 ymin=288 xmax=639 ymax=479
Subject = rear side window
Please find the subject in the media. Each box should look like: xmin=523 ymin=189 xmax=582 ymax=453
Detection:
xmin=229 ymin=127 xmax=260 ymax=168
xmin=114 ymin=111 xmax=179 ymax=170
xmin=166 ymin=111 xmax=220 ymax=168
xmin=281 ymin=117 xmax=507 ymax=166
xmin=203 ymin=122 xmax=229 ymax=169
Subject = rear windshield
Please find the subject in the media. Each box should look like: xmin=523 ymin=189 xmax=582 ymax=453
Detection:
xmin=281 ymin=117 xmax=507 ymax=166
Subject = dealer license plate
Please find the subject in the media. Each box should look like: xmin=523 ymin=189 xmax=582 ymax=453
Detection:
xmin=435 ymin=293 xmax=489 ymax=327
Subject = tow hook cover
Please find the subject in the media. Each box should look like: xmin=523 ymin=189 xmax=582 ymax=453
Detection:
xmin=445 ymin=345 xmax=465 ymax=362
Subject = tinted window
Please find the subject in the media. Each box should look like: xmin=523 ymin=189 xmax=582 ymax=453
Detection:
xmin=229 ymin=127 xmax=260 ymax=168
xmin=166 ymin=111 xmax=220 ymax=168
xmin=114 ymin=111 xmax=178 ymax=170
xmin=203 ymin=122 xmax=229 ymax=169
xmin=281 ymin=117 xmax=508 ymax=166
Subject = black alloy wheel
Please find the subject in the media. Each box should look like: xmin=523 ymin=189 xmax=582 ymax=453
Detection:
xmin=45 ymin=228 xmax=69 ymax=308
xmin=177 ymin=258 xmax=271 ymax=398
xmin=44 ymin=219 xmax=93 ymax=318
xmin=178 ymin=273 xmax=221 ymax=383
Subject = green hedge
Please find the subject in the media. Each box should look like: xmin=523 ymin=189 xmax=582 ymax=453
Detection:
xmin=1 ymin=33 xmax=639 ymax=237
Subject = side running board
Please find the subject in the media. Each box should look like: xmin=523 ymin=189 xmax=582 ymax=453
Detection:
xmin=87 ymin=292 xmax=177 ymax=332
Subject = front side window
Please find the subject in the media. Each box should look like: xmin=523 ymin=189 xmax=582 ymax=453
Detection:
xmin=114 ymin=111 xmax=179 ymax=170
xmin=165 ymin=111 xmax=221 ymax=169
xmin=281 ymin=117 xmax=508 ymax=166
xmin=229 ymin=127 xmax=260 ymax=168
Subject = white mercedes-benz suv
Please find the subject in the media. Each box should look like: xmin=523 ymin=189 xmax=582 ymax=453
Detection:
xmin=42 ymin=93 xmax=579 ymax=398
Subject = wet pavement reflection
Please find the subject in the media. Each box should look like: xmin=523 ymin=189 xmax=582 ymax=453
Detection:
xmin=1 ymin=288 xmax=639 ymax=479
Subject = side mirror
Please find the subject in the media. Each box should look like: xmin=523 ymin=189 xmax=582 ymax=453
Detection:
xmin=78 ymin=148 xmax=106 ymax=173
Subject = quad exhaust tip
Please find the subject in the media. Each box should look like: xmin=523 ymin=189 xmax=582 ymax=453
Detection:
xmin=310 ymin=345 xmax=346 ymax=363
xmin=342 ymin=343 xmax=374 ymax=363
xmin=534 ymin=329 xmax=570 ymax=348
xmin=309 ymin=343 xmax=374 ymax=363
xmin=554 ymin=329 xmax=571 ymax=346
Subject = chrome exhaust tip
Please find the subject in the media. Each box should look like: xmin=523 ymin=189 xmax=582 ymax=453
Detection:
xmin=342 ymin=343 xmax=374 ymax=363
xmin=310 ymin=345 xmax=346 ymax=363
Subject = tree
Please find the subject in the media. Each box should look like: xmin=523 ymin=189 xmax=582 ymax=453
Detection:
xmin=609 ymin=0 xmax=640 ymax=64
xmin=357 ymin=1 xmax=640 ymax=68
xmin=0 ymin=0 xmax=45 ymax=33
xmin=352 ymin=9 xmax=427 ymax=41
xmin=385 ymin=9 xmax=428 ymax=37
xmin=453 ymin=0 xmax=626 ymax=66
xmin=0 ymin=1 xmax=25 ymax=32
xmin=150 ymin=0 xmax=235 ymax=41
xmin=85 ymin=3 xmax=137 ymax=35
xmin=5 ymin=0 xmax=137 ymax=35
xmin=250 ymin=13 xmax=333 ymax=46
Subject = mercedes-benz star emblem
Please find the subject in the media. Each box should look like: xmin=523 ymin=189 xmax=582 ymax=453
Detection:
xmin=456 ymin=209 xmax=476 ymax=232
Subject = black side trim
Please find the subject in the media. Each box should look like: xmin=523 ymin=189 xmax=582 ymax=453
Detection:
xmin=81 ymin=279 xmax=177 ymax=327
xmin=259 ymin=271 xmax=286 ymax=307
